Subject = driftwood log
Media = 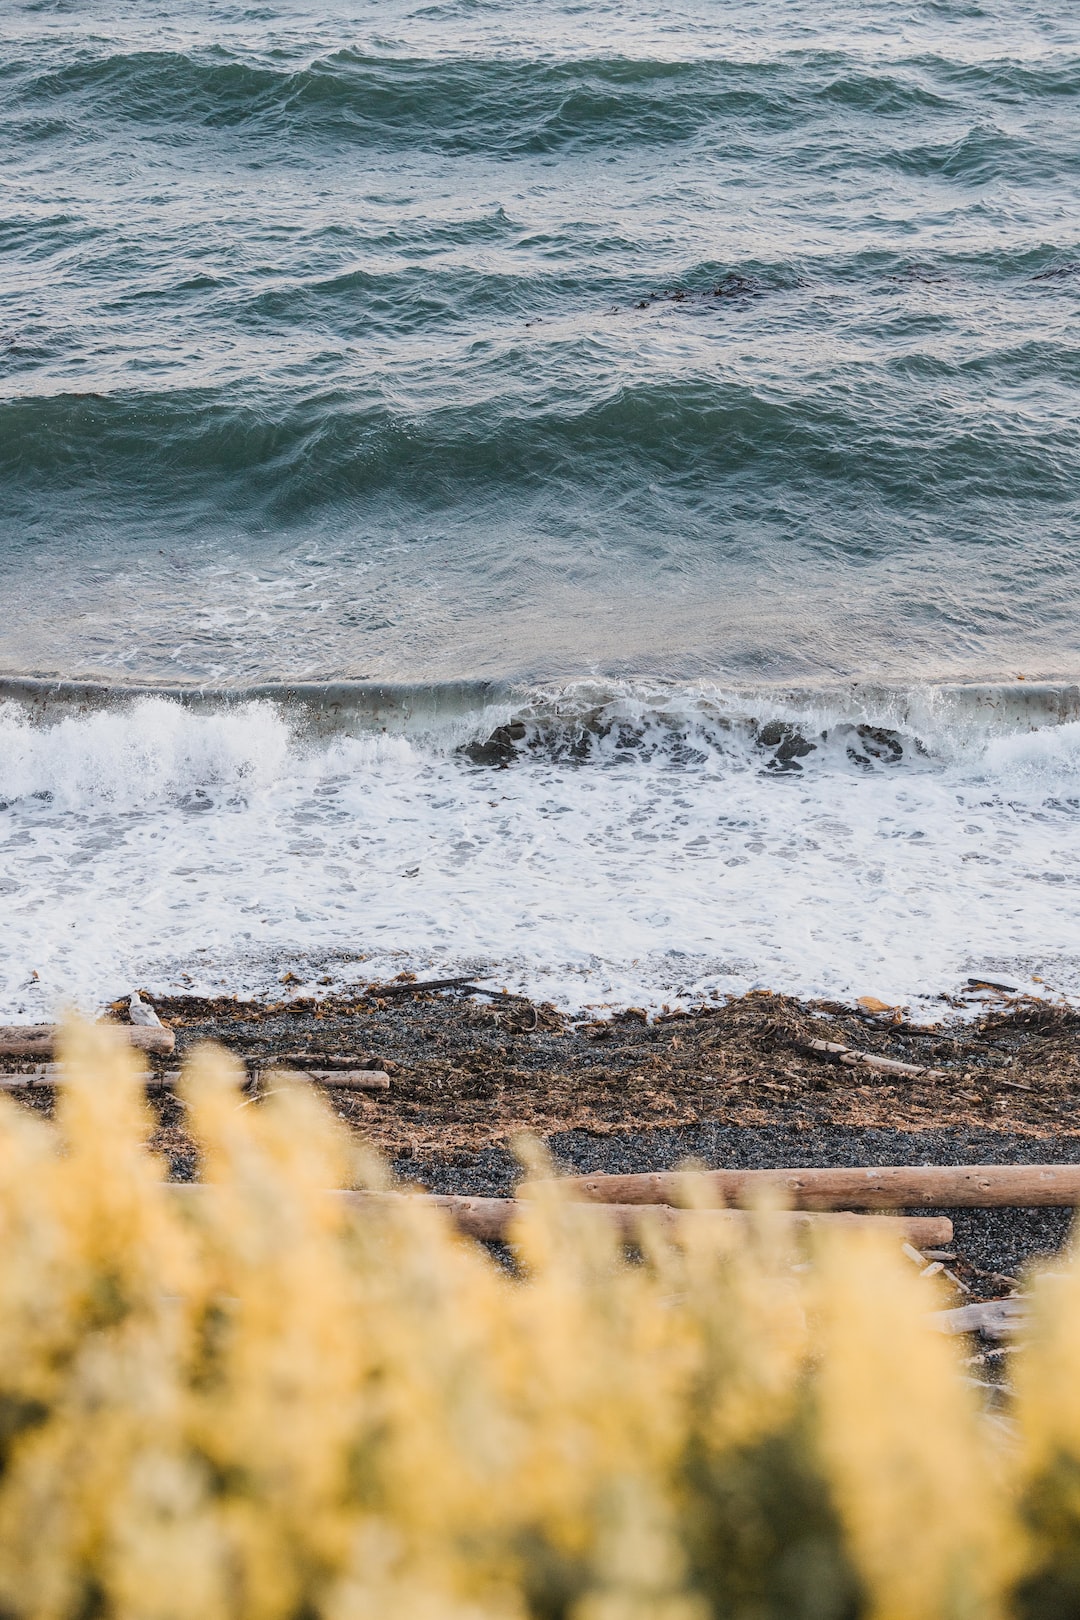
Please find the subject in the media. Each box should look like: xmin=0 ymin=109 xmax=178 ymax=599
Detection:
xmin=166 ymin=1185 xmax=950 ymax=1246
xmin=928 ymin=1298 xmax=1028 ymax=1338
xmin=0 ymin=1066 xmax=177 ymax=1092
xmin=0 ymin=1064 xmax=390 ymax=1094
xmin=352 ymin=1196 xmax=952 ymax=1247
xmin=259 ymin=1067 xmax=391 ymax=1091
xmin=532 ymin=1165 xmax=1080 ymax=1210
xmin=0 ymin=1024 xmax=175 ymax=1058
xmin=798 ymin=1038 xmax=944 ymax=1080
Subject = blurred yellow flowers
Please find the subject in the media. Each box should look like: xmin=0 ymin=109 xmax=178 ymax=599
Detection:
xmin=0 ymin=1021 xmax=1072 ymax=1620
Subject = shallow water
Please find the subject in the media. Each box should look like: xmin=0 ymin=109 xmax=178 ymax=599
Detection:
xmin=2 ymin=1 xmax=1079 ymax=1012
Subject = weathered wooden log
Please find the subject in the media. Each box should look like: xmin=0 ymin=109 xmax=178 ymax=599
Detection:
xmin=354 ymin=1197 xmax=951 ymax=1246
xmin=307 ymin=1069 xmax=391 ymax=1090
xmin=165 ymin=1185 xmax=949 ymax=1246
xmin=799 ymin=1038 xmax=944 ymax=1080
xmin=927 ymin=1298 xmax=1028 ymax=1339
xmin=259 ymin=1067 xmax=391 ymax=1091
xmin=535 ymin=1164 xmax=1080 ymax=1210
xmin=0 ymin=1024 xmax=175 ymax=1058
xmin=0 ymin=1060 xmax=387 ymax=1093
xmin=0 ymin=1065 xmax=182 ymax=1091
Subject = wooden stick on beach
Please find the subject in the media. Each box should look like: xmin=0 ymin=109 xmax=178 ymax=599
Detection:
xmin=532 ymin=1165 xmax=1080 ymax=1210
xmin=364 ymin=1197 xmax=952 ymax=1247
xmin=0 ymin=1063 xmax=391 ymax=1094
xmin=798 ymin=1038 xmax=944 ymax=1080
xmin=0 ymin=1065 xmax=186 ymax=1092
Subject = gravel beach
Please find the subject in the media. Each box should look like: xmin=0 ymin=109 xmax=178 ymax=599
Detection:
xmin=52 ymin=981 xmax=1075 ymax=1296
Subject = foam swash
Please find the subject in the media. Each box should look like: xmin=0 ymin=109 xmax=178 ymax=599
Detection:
xmin=1 ymin=683 xmax=1078 ymax=1017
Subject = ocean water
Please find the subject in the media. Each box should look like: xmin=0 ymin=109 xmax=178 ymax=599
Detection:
xmin=1 ymin=0 xmax=1079 ymax=1016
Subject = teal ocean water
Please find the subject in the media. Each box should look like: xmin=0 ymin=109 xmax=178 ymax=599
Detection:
xmin=1 ymin=1 xmax=1078 ymax=1015
xmin=4 ymin=0 xmax=1079 ymax=683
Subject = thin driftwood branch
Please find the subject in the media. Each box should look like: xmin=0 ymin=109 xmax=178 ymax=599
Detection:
xmin=369 ymin=977 xmax=529 ymax=1002
xmin=798 ymin=1038 xmax=943 ymax=1080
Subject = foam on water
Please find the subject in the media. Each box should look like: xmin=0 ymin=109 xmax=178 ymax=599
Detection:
xmin=2 ymin=687 xmax=1078 ymax=1019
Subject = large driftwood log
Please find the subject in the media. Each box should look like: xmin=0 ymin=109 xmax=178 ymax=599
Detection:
xmin=0 ymin=1024 xmax=175 ymax=1058
xmin=354 ymin=1196 xmax=952 ymax=1246
xmin=166 ymin=1185 xmax=950 ymax=1246
xmin=532 ymin=1165 xmax=1080 ymax=1210
xmin=0 ymin=1061 xmax=388 ymax=1093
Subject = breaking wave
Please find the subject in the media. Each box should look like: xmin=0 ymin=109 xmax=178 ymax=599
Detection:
xmin=1 ymin=680 xmax=1078 ymax=1019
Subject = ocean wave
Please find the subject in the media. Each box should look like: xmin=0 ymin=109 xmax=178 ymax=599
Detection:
xmin=7 ymin=45 xmax=1077 ymax=157
xmin=3 ymin=677 xmax=1079 ymax=772
xmin=1 ymin=683 xmax=1079 ymax=1017
xmin=3 ymin=369 xmax=1076 ymax=518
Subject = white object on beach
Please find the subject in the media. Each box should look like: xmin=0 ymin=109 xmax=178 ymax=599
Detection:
xmin=129 ymin=993 xmax=163 ymax=1027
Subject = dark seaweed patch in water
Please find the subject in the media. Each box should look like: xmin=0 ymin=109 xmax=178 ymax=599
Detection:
xmin=756 ymin=721 xmax=818 ymax=773
xmin=846 ymin=728 xmax=905 ymax=768
xmin=460 ymin=721 xmax=527 ymax=767
xmin=628 ymin=274 xmax=768 ymax=312
xmin=461 ymin=711 xmax=727 ymax=770
xmin=888 ymin=262 xmax=949 ymax=285
xmin=461 ymin=715 xmax=913 ymax=774
xmin=754 ymin=722 xmax=908 ymax=774
xmin=1032 ymin=262 xmax=1080 ymax=282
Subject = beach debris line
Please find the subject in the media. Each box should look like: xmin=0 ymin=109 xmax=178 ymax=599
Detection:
xmin=798 ymin=1036 xmax=945 ymax=1080
xmin=369 ymin=974 xmax=530 ymax=1001
xmin=536 ymin=1164 xmax=1080 ymax=1210
xmin=274 ymin=1052 xmax=387 ymax=1069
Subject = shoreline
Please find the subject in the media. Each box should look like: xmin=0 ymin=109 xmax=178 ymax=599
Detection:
xmin=10 ymin=982 xmax=1072 ymax=1297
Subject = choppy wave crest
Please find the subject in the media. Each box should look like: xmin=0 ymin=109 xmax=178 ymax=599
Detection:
xmin=5 ymin=370 xmax=1076 ymax=520
xmin=10 ymin=47 xmax=1054 ymax=151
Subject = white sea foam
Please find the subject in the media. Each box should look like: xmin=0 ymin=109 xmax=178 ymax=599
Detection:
xmin=1 ymin=694 xmax=1078 ymax=1019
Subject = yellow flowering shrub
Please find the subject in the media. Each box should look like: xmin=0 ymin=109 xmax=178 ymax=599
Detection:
xmin=0 ymin=1021 xmax=1070 ymax=1620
